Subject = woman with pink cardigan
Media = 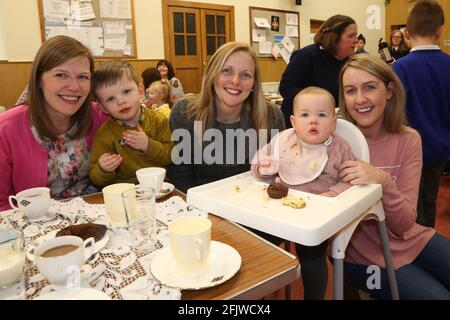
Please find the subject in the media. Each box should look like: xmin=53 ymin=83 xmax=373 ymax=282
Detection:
xmin=339 ymin=54 xmax=449 ymax=299
xmin=0 ymin=36 xmax=107 ymax=210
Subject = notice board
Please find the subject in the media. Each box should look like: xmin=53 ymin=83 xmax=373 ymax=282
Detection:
xmin=38 ymin=0 xmax=137 ymax=58
xmin=249 ymin=6 xmax=300 ymax=59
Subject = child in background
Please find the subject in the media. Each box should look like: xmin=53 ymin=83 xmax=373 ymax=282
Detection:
xmin=392 ymin=0 xmax=450 ymax=228
xmin=146 ymin=80 xmax=172 ymax=119
xmin=251 ymin=86 xmax=355 ymax=300
xmin=89 ymin=60 xmax=173 ymax=187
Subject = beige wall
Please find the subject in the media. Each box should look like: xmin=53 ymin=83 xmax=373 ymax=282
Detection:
xmin=0 ymin=0 xmax=385 ymax=61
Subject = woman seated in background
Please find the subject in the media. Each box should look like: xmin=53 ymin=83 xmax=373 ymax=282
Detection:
xmin=168 ymin=41 xmax=285 ymax=193
xmin=157 ymin=59 xmax=185 ymax=102
xmin=339 ymin=54 xmax=450 ymax=299
xmin=0 ymin=35 xmax=106 ymax=210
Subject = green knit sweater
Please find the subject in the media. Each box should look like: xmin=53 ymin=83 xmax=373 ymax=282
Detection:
xmin=89 ymin=108 xmax=174 ymax=187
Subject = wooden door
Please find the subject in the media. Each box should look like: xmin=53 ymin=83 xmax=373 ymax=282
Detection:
xmin=163 ymin=0 xmax=235 ymax=94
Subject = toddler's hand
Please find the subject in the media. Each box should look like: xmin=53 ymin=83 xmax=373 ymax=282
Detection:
xmin=123 ymin=124 xmax=149 ymax=152
xmin=258 ymin=155 xmax=279 ymax=176
xmin=99 ymin=153 xmax=122 ymax=172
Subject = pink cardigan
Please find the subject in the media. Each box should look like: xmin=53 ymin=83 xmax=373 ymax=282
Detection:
xmin=0 ymin=104 xmax=107 ymax=210
xmin=345 ymin=128 xmax=435 ymax=269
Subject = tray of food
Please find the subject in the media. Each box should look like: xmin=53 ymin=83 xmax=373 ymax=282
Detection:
xmin=187 ymin=171 xmax=381 ymax=246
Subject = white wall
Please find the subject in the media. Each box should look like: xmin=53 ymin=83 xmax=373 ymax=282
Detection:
xmin=0 ymin=0 xmax=385 ymax=61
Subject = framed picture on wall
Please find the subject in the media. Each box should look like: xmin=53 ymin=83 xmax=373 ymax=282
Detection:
xmin=271 ymin=16 xmax=280 ymax=32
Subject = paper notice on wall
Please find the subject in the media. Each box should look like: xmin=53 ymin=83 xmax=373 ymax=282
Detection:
xmin=281 ymin=36 xmax=295 ymax=53
xmin=286 ymin=13 xmax=298 ymax=26
xmin=252 ymin=29 xmax=266 ymax=42
xmin=280 ymin=47 xmax=292 ymax=64
xmin=100 ymin=0 xmax=131 ymax=19
xmin=272 ymin=44 xmax=281 ymax=59
xmin=286 ymin=25 xmax=298 ymax=37
xmin=259 ymin=41 xmax=272 ymax=54
xmin=43 ymin=0 xmax=70 ymax=19
xmin=254 ymin=17 xmax=271 ymax=29
xmin=70 ymin=2 xmax=96 ymax=21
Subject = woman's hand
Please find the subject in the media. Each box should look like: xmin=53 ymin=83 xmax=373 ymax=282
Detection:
xmin=258 ymin=155 xmax=279 ymax=176
xmin=99 ymin=153 xmax=122 ymax=172
xmin=122 ymin=124 xmax=149 ymax=152
xmin=339 ymin=160 xmax=390 ymax=185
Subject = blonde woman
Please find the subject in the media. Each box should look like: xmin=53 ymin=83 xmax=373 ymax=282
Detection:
xmin=169 ymin=42 xmax=285 ymax=193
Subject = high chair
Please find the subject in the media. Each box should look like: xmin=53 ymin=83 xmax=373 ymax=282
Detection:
xmin=187 ymin=119 xmax=400 ymax=300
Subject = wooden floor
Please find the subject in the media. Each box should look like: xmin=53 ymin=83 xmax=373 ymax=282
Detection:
xmin=266 ymin=174 xmax=450 ymax=300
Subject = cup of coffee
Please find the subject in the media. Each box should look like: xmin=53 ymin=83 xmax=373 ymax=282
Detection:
xmin=102 ymin=183 xmax=135 ymax=226
xmin=136 ymin=167 xmax=166 ymax=192
xmin=34 ymin=235 xmax=95 ymax=287
xmin=0 ymin=230 xmax=25 ymax=288
xmin=168 ymin=216 xmax=212 ymax=269
xmin=8 ymin=187 xmax=51 ymax=221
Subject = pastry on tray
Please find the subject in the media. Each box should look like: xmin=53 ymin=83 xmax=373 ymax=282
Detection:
xmin=56 ymin=223 xmax=107 ymax=242
xmin=266 ymin=177 xmax=289 ymax=199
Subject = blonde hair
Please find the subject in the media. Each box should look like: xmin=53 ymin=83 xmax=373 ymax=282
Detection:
xmin=149 ymin=79 xmax=172 ymax=107
xmin=338 ymin=54 xmax=407 ymax=133
xmin=293 ymin=86 xmax=336 ymax=115
xmin=185 ymin=42 xmax=275 ymax=133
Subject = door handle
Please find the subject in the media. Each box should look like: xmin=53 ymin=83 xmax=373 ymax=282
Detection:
xmin=202 ymin=61 xmax=207 ymax=66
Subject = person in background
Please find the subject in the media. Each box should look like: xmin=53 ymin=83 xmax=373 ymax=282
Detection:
xmin=0 ymin=35 xmax=107 ymax=209
xmin=389 ymin=30 xmax=410 ymax=60
xmin=392 ymin=0 xmax=450 ymax=228
xmin=146 ymin=80 xmax=172 ymax=118
xmin=89 ymin=60 xmax=173 ymax=188
xmin=279 ymin=15 xmax=357 ymax=128
xmin=141 ymin=67 xmax=162 ymax=108
xmin=169 ymin=42 xmax=285 ymax=193
xmin=355 ymin=34 xmax=369 ymax=54
xmin=157 ymin=59 xmax=185 ymax=102
xmin=339 ymin=54 xmax=450 ymax=299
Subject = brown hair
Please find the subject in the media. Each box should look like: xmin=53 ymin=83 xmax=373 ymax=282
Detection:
xmin=185 ymin=42 xmax=278 ymax=133
xmin=141 ymin=67 xmax=162 ymax=89
xmin=406 ymin=0 xmax=445 ymax=38
xmin=314 ymin=15 xmax=356 ymax=56
xmin=389 ymin=30 xmax=410 ymax=52
xmin=92 ymin=60 xmax=139 ymax=98
xmin=28 ymin=35 xmax=94 ymax=140
xmin=156 ymin=59 xmax=176 ymax=80
xmin=338 ymin=54 xmax=407 ymax=134
xmin=293 ymin=86 xmax=336 ymax=115
xmin=149 ymin=80 xmax=173 ymax=107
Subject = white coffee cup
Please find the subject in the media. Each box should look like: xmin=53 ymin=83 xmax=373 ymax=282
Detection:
xmin=35 ymin=235 xmax=95 ymax=287
xmin=102 ymin=183 xmax=135 ymax=226
xmin=8 ymin=187 xmax=51 ymax=221
xmin=169 ymin=216 xmax=212 ymax=269
xmin=136 ymin=167 xmax=166 ymax=192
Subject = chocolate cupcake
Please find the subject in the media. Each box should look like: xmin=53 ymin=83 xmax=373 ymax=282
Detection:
xmin=56 ymin=223 xmax=107 ymax=242
xmin=267 ymin=178 xmax=289 ymax=199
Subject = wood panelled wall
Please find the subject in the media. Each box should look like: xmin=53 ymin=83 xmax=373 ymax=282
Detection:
xmin=0 ymin=59 xmax=159 ymax=109
xmin=385 ymin=0 xmax=449 ymax=54
xmin=0 ymin=57 xmax=287 ymax=109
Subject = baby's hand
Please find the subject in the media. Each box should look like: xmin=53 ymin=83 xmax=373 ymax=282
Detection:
xmin=99 ymin=153 xmax=122 ymax=172
xmin=122 ymin=124 xmax=149 ymax=152
xmin=258 ymin=155 xmax=279 ymax=176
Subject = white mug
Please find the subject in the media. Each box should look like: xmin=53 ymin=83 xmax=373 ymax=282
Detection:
xmin=136 ymin=167 xmax=166 ymax=192
xmin=169 ymin=216 xmax=212 ymax=269
xmin=8 ymin=187 xmax=51 ymax=221
xmin=35 ymin=235 xmax=95 ymax=287
xmin=102 ymin=183 xmax=135 ymax=226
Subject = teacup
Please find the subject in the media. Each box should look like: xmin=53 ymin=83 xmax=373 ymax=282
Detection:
xmin=102 ymin=183 xmax=135 ymax=226
xmin=8 ymin=187 xmax=51 ymax=221
xmin=169 ymin=216 xmax=212 ymax=270
xmin=136 ymin=167 xmax=166 ymax=192
xmin=35 ymin=236 xmax=95 ymax=287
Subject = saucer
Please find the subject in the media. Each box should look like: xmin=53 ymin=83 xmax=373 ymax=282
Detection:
xmin=34 ymin=288 xmax=110 ymax=300
xmin=156 ymin=182 xmax=175 ymax=199
xmin=150 ymin=241 xmax=241 ymax=290
xmin=26 ymin=230 xmax=110 ymax=262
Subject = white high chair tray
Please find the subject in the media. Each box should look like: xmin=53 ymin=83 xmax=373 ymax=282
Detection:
xmin=187 ymin=171 xmax=381 ymax=246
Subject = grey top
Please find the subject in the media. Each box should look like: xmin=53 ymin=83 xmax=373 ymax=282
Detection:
xmin=169 ymin=98 xmax=285 ymax=193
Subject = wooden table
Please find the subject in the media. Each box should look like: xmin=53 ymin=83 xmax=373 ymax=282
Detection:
xmin=84 ymin=189 xmax=300 ymax=300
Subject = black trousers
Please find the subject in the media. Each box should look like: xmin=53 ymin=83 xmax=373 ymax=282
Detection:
xmin=417 ymin=160 xmax=447 ymax=228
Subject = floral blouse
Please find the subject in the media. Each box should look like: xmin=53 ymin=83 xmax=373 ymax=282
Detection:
xmin=31 ymin=125 xmax=96 ymax=199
